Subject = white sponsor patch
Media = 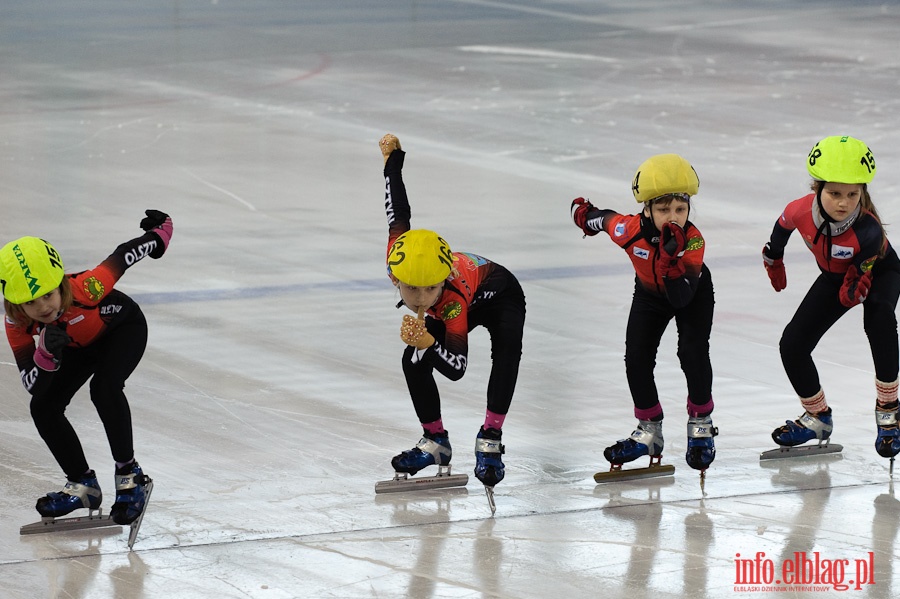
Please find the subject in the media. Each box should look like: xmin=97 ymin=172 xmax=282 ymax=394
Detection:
xmin=831 ymin=244 xmax=854 ymax=259
xmin=633 ymin=247 xmax=650 ymax=260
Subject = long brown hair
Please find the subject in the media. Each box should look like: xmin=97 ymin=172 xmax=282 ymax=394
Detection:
xmin=3 ymin=280 xmax=73 ymax=328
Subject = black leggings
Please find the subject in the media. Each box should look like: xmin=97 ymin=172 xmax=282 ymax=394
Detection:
xmin=402 ymin=274 xmax=526 ymax=425
xmin=780 ymin=264 xmax=900 ymax=398
xmin=30 ymin=308 xmax=148 ymax=480
xmin=624 ymin=264 xmax=715 ymax=417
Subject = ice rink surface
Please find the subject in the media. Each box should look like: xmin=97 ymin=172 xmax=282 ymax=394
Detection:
xmin=2 ymin=1 xmax=900 ymax=597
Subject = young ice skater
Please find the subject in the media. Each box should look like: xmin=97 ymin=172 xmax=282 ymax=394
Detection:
xmin=571 ymin=153 xmax=717 ymax=475
xmin=379 ymin=134 xmax=526 ymax=490
xmin=762 ymin=136 xmax=900 ymax=461
xmin=1 ymin=210 xmax=173 ymax=523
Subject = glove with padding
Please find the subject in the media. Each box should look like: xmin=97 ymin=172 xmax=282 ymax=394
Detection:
xmin=658 ymin=221 xmax=687 ymax=279
xmin=571 ymin=197 xmax=599 ymax=236
xmin=34 ymin=325 xmax=71 ymax=371
xmin=839 ymin=265 xmax=873 ymax=308
xmin=140 ymin=209 xmax=173 ymax=259
xmin=400 ymin=313 xmax=435 ymax=350
xmin=762 ymin=243 xmax=786 ymax=291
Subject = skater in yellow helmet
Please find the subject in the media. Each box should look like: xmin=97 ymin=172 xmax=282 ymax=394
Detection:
xmin=571 ymin=153 xmax=717 ymax=479
xmin=762 ymin=136 xmax=900 ymax=462
xmin=1 ymin=211 xmax=172 ymax=524
xmin=379 ymin=134 xmax=526 ymax=497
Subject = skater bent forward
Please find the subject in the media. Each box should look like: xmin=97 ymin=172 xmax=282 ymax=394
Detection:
xmin=378 ymin=134 xmax=526 ymax=488
xmin=0 ymin=210 xmax=173 ymax=524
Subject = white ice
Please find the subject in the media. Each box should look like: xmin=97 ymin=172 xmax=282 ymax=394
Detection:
xmin=1 ymin=1 xmax=899 ymax=598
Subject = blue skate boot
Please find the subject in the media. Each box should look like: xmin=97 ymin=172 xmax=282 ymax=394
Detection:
xmin=391 ymin=430 xmax=452 ymax=476
xmin=110 ymin=461 xmax=151 ymax=525
xmin=35 ymin=471 xmax=102 ymax=517
xmin=474 ymin=427 xmax=505 ymax=486
xmin=686 ymin=416 xmax=718 ymax=470
xmin=604 ymin=420 xmax=664 ymax=465
xmin=772 ymin=409 xmax=833 ymax=447
xmin=875 ymin=405 xmax=900 ymax=458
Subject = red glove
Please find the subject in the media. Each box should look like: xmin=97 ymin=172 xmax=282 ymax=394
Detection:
xmin=839 ymin=265 xmax=873 ymax=308
xmin=762 ymin=244 xmax=786 ymax=292
xmin=658 ymin=222 xmax=686 ymax=279
xmin=571 ymin=197 xmax=599 ymax=236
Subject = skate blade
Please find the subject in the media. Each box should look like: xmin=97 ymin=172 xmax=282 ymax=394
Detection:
xmin=20 ymin=508 xmax=121 ymax=535
xmin=375 ymin=471 xmax=469 ymax=494
xmin=484 ymin=486 xmax=496 ymax=515
xmin=759 ymin=443 xmax=843 ymax=461
xmin=127 ymin=480 xmax=154 ymax=550
xmin=593 ymin=463 xmax=675 ymax=484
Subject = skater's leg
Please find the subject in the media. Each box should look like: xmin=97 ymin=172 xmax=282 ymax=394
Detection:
xmin=624 ymin=286 xmax=673 ymax=421
xmin=875 ymin=378 xmax=900 ymax=458
xmin=393 ymin=318 xmax=452 ymax=475
xmin=466 ymin=272 xmax=525 ymax=486
xmin=401 ymin=317 xmax=446 ymax=425
xmin=771 ymin=276 xmax=845 ymax=445
xmin=674 ymin=264 xmax=715 ymax=416
xmin=89 ymin=309 xmax=148 ymax=464
xmin=673 ymin=269 xmax=718 ymax=470
xmin=866 ymin=268 xmax=900 ymax=457
xmin=780 ymin=275 xmax=847 ymax=400
xmin=30 ymin=355 xmax=95 ymax=479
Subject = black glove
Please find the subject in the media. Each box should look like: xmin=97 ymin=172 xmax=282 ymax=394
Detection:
xmin=139 ymin=209 xmax=173 ymax=259
xmin=140 ymin=209 xmax=169 ymax=231
xmin=34 ymin=325 xmax=71 ymax=371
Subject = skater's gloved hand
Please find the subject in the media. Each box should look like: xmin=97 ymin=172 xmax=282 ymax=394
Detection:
xmin=379 ymin=134 xmax=402 ymax=166
xmin=400 ymin=314 xmax=435 ymax=350
xmin=839 ymin=264 xmax=873 ymax=308
xmin=139 ymin=209 xmax=173 ymax=259
xmin=762 ymin=243 xmax=786 ymax=292
xmin=571 ymin=197 xmax=599 ymax=236
xmin=658 ymin=221 xmax=686 ymax=279
xmin=34 ymin=325 xmax=71 ymax=371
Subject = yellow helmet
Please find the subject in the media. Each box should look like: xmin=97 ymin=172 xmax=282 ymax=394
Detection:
xmin=807 ymin=136 xmax=876 ymax=184
xmin=0 ymin=237 xmax=65 ymax=304
xmin=631 ymin=154 xmax=700 ymax=203
xmin=387 ymin=229 xmax=454 ymax=286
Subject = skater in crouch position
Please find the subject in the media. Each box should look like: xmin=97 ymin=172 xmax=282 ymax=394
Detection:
xmin=571 ymin=153 xmax=717 ymax=472
xmin=762 ymin=136 xmax=900 ymax=458
xmin=379 ymin=134 xmax=526 ymax=487
xmin=0 ymin=210 xmax=173 ymax=524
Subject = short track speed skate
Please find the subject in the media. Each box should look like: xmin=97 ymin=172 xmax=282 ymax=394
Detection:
xmin=474 ymin=427 xmax=505 ymax=515
xmin=595 ymin=420 xmax=675 ymax=483
xmin=760 ymin=410 xmax=843 ymax=461
xmin=20 ymin=471 xmax=154 ymax=549
xmin=375 ymin=431 xmax=468 ymax=493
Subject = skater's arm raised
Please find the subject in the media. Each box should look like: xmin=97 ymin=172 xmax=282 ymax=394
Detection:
xmin=381 ymin=134 xmax=411 ymax=253
xmin=77 ymin=210 xmax=174 ymax=307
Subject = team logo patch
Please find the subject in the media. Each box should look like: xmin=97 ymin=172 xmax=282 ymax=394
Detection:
xmin=83 ymin=277 xmax=105 ymax=301
xmin=831 ymin=244 xmax=854 ymax=260
xmin=614 ymin=223 xmax=626 ymax=237
xmin=459 ymin=252 xmax=489 ymax=267
xmin=441 ymin=301 xmax=462 ymax=320
xmin=861 ymin=257 xmax=877 ymax=273
xmin=633 ymin=247 xmax=650 ymax=260
xmin=686 ymin=237 xmax=704 ymax=251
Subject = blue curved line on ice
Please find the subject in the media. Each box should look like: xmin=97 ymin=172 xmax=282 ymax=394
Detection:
xmin=131 ymin=255 xmax=754 ymax=305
